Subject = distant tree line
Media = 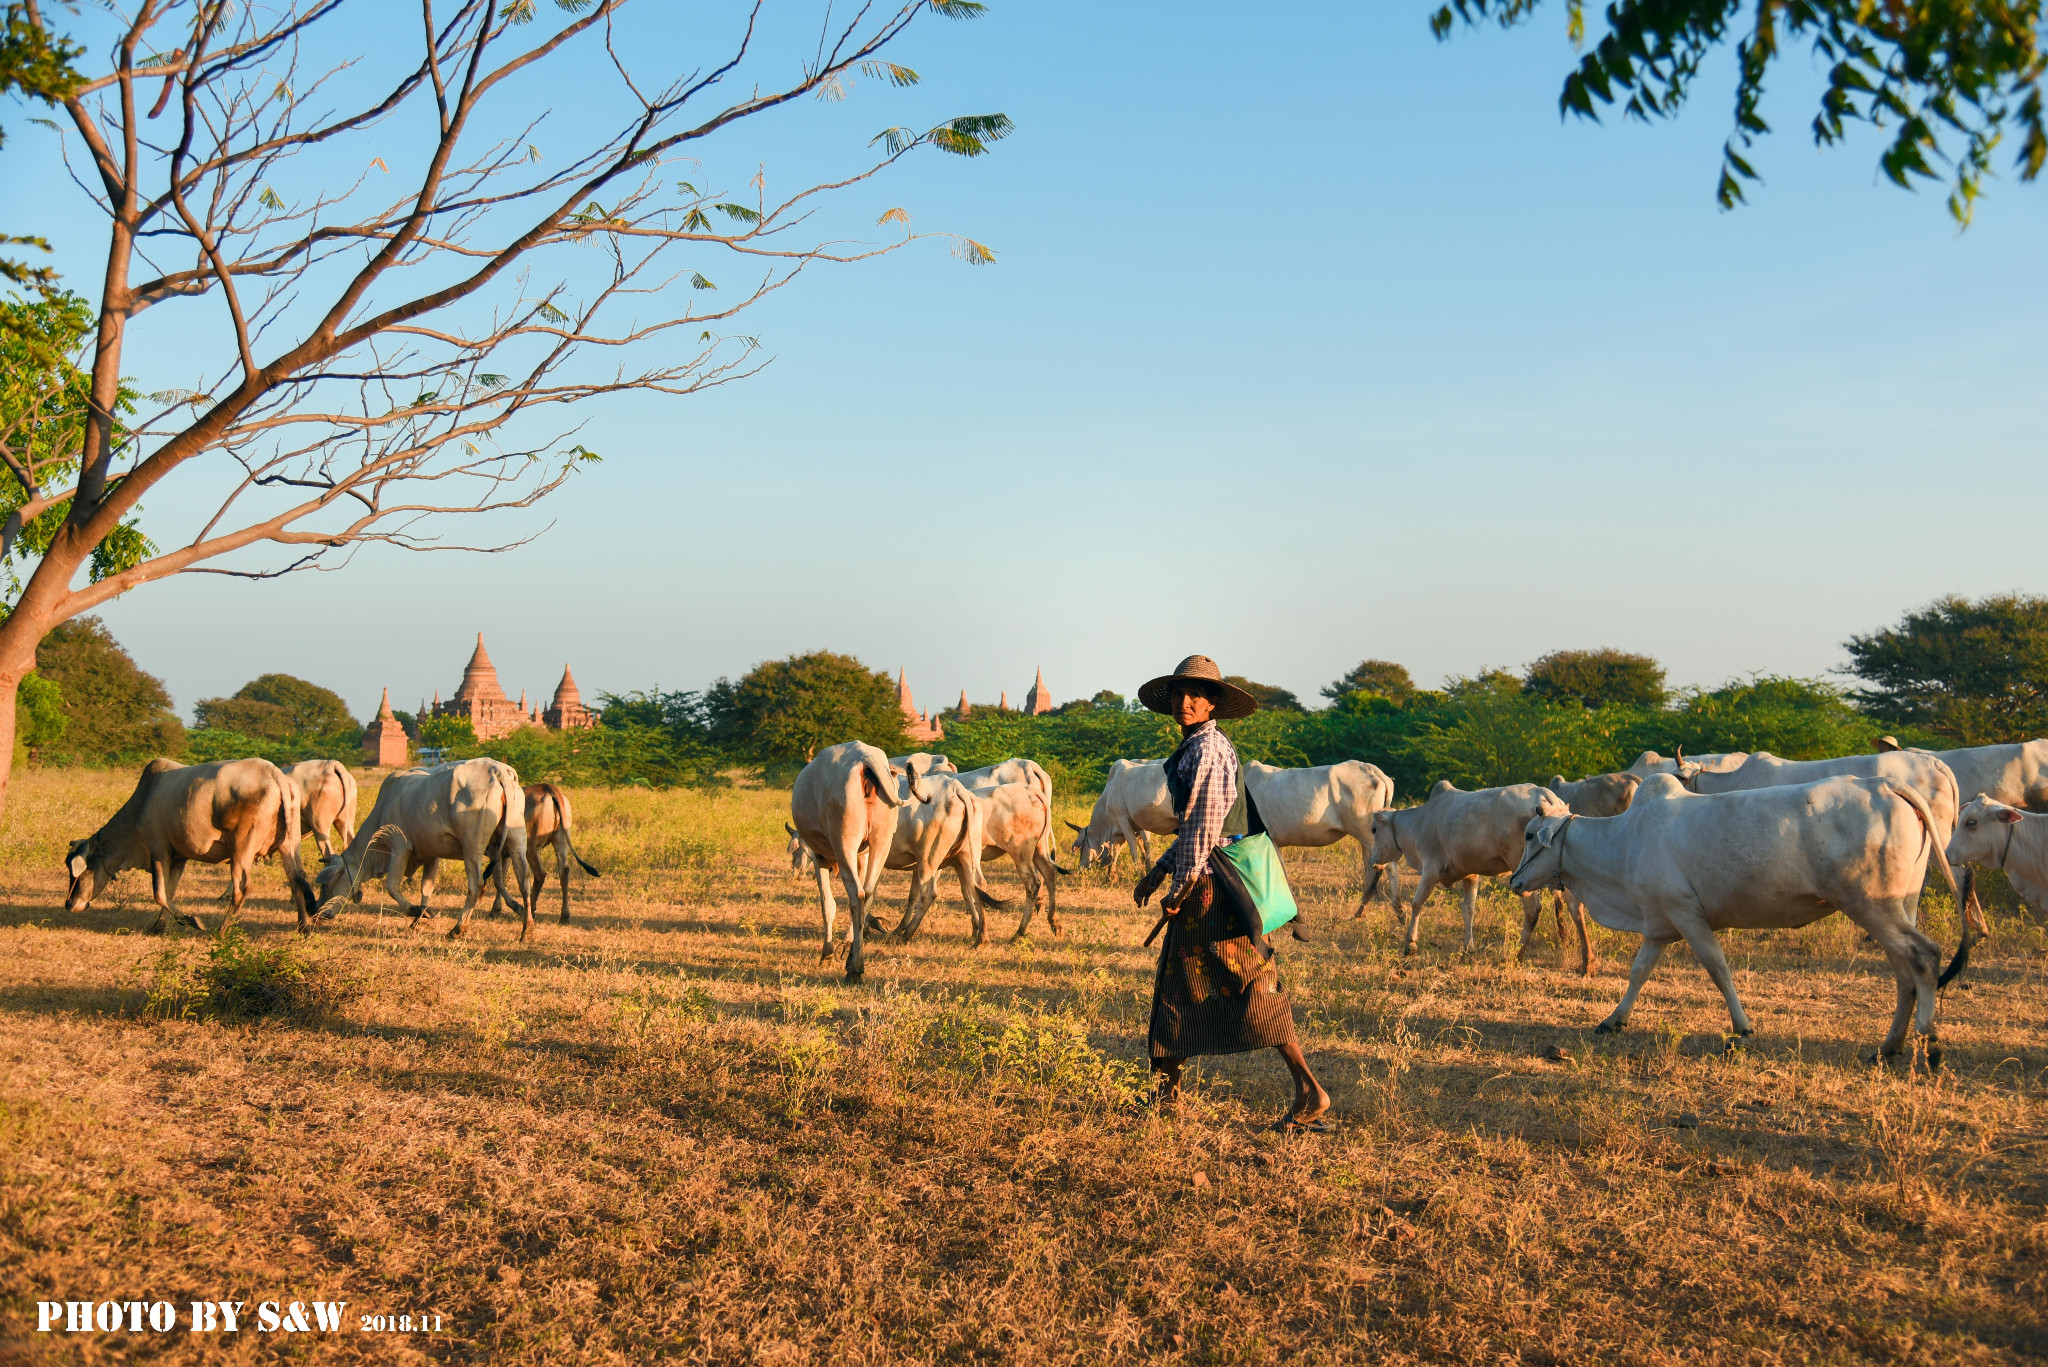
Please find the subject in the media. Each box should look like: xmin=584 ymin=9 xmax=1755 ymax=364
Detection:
xmin=21 ymin=595 xmax=2048 ymax=794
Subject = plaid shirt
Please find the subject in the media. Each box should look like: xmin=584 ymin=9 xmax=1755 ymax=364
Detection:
xmin=1153 ymin=721 xmax=1237 ymax=902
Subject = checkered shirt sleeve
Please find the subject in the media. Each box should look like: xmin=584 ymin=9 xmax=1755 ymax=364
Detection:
xmin=1153 ymin=723 xmax=1237 ymax=901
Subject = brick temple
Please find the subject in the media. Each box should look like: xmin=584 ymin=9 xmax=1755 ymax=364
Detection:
xmin=422 ymin=634 xmax=599 ymax=742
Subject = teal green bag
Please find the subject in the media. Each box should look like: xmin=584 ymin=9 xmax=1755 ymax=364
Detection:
xmin=1216 ymin=833 xmax=1298 ymax=936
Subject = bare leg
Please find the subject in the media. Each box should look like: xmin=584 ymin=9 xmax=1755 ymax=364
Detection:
xmin=1596 ymin=938 xmax=1671 ymax=1033
xmin=1277 ymin=1042 xmax=1331 ymax=1124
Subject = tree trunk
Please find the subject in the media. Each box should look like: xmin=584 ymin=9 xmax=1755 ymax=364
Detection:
xmin=0 ymin=604 xmax=58 ymax=826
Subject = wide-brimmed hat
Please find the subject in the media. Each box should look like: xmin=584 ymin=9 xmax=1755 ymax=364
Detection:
xmin=1137 ymin=654 xmax=1258 ymax=720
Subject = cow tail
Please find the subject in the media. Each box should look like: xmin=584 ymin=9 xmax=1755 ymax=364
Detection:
xmin=962 ymin=789 xmax=1010 ymax=910
xmin=337 ymin=762 xmax=359 ymax=845
xmin=275 ymin=772 xmax=316 ymax=919
xmin=863 ymin=749 xmax=904 ymax=808
xmin=539 ymin=781 xmax=601 ymax=877
xmin=1890 ymin=781 xmax=1979 ymax=986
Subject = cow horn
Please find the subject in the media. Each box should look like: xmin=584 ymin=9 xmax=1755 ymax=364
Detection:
xmin=1065 ymin=820 xmax=1085 ymax=832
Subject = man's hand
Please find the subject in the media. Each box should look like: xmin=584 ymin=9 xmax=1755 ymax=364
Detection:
xmin=1133 ymin=864 xmax=1167 ymax=908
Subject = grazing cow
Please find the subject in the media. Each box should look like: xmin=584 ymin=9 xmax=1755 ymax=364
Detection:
xmin=1948 ymin=796 xmax=2048 ymax=922
xmin=1511 ymin=774 xmax=1968 ymax=1063
xmin=1875 ymin=737 xmax=2048 ymax=811
xmin=1068 ymin=758 xmax=1175 ymax=872
xmin=1547 ymin=771 xmax=1641 ymax=818
xmin=953 ymin=771 xmax=1067 ymax=939
xmin=314 ymin=758 xmax=532 ymax=940
xmin=284 ymin=759 xmax=359 ymax=860
xmin=1627 ymin=750 xmax=1747 ymax=779
xmin=488 ymin=784 xmax=601 ymax=924
xmin=1069 ymin=759 xmax=1395 ymax=914
xmin=790 ymin=741 xmax=919 ymax=979
xmin=1363 ymin=782 xmax=1591 ymax=972
xmin=64 ymin=758 xmax=317 ymax=933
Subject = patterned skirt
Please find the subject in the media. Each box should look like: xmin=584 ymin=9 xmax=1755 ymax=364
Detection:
xmin=1147 ymin=862 xmax=1298 ymax=1060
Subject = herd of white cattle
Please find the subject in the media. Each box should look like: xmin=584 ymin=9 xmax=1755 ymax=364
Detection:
xmin=62 ymin=755 xmax=599 ymax=940
xmin=787 ymin=737 xmax=2048 ymax=1065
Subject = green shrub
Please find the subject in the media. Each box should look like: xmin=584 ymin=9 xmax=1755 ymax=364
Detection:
xmin=130 ymin=929 xmax=366 ymax=1024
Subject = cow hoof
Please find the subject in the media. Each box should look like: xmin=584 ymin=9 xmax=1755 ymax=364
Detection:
xmin=1926 ymin=1045 xmax=1945 ymax=1070
xmin=1593 ymin=1021 xmax=1623 ymax=1036
xmin=845 ymin=964 xmax=865 ymax=982
xmin=559 ymin=913 xmax=571 ymax=926
xmin=180 ymin=914 xmax=205 ymax=931
xmin=446 ymin=925 xmax=464 ymax=940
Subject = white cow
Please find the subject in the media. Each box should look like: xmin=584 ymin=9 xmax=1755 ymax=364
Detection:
xmin=952 ymin=771 xmax=1067 ymax=939
xmin=1068 ymin=757 xmax=1395 ymax=916
xmin=284 ymin=759 xmax=359 ymax=860
xmin=314 ymin=758 xmax=532 ymax=940
xmin=789 ymin=742 xmax=918 ymax=980
xmin=879 ymin=759 xmax=997 ymax=947
xmin=1627 ymin=749 xmax=1748 ymax=779
xmin=1364 ymin=781 xmax=1588 ymax=971
xmin=1876 ymin=737 xmax=2048 ymax=811
xmin=1546 ymin=771 xmax=1641 ymax=818
xmin=1511 ymin=774 xmax=1967 ymax=1063
xmin=951 ymin=757 xmax=1055 ymax=857
xmin=1948 ymin=795 xmax=2048 ymax=930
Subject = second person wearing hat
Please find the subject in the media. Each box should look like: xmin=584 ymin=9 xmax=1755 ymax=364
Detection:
xmin=1133 ymin=655 xmax=1331 ymax=1131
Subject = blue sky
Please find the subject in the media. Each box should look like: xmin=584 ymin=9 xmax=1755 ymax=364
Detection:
xmin=11 ymin=1 xmax=2046 ymax=722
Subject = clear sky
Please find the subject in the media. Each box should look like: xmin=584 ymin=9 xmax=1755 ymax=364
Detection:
xmin=12 ymin=1 xmax=2047 ymax=722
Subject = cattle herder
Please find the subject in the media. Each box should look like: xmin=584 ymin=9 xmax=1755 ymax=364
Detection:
xmin=1133 ymin=655 xmax=1333 ymax=1131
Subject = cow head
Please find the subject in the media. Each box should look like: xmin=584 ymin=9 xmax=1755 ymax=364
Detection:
xmin=1672 ymin=746 xmax=1703 ymax=789
xmin=899 ymin=753 xmax=942 ymax=806
xmin=1360 ymin=810 xmax=1408 ymax=900
xmin=1509 ymin=813 xmax=1572 ymax=894
xmin=1066 ymin=818 xmax=1120 ymax=869
xmin=1948 ymin=795 xmax=2024 ymax=870
xmin=62 ymin=836 xmax=114 ymax=913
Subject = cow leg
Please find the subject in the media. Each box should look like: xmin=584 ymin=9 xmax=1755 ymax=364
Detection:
xmin=836 ymin=841 xmax=874 ymax=980
xmin=1516 ymin=892 xmax=1545 ymax=963
xmin=956 ymin=857 xmax=985 ymax=947
xmin=1596 ymin=937 xmax=1671 ymax=1033
xmin=1458 ymin=877 xmax=1479 ymax=953
xmin=448 ymin=853 xmax=485 ymax=940
xmin=856 ymin=844 xmax=889 ymax=935
xmin=1352 ymin=837 xmax=1376 ymax=919
xmin=1850 ymin=902 xmax=1944 ymax=1064
xmin=1563 ymin=891 xmax=1596 ymax=976
xmin=162 ymin=856 xmax=199 ymax=933
xmin=1036 ymin=850 xmax=1062 ymax=937
xmin=815 ymin=862 xmax=840 ymax=962
xmin=1008 ymin=850 xmax=1038 ymax=941
xmin=1669 ymin=913 xmax=1752 ymax=1038
xmin=553 ymin=830 xmax=572 ymax=924
xmin=1402 ymin=869 xmax=1443 ymax=954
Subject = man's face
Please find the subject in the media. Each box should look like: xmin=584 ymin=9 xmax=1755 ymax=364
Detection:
xmin=1173 ymin=686 xmax=1217 ymax=727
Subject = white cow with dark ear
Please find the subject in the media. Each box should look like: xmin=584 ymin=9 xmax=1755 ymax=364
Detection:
xmin=789 ymin=741 xmax=917 ymax=980
xmin=1626 ymin=749 xmax=1748 ymax=779
xmin=1513 ymin=774 xmax=1975 ymax=1063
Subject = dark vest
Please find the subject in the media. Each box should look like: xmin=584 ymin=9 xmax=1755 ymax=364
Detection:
xmin=1164 ymin=727 xmax=1263 ymax=839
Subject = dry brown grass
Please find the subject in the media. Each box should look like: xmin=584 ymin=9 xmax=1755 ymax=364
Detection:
xmin=3 ymin=768 xmax=2047 ymax=1363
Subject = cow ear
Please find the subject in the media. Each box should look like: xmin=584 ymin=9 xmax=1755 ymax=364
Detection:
xmin=1999 ymin=808 xmax=2024 ymax=824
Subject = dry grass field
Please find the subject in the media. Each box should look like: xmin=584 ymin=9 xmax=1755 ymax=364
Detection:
xmin=3 ymin=767 xmax=2048 ymax=1363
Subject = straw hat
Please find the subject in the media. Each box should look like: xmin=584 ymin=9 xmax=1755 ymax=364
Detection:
xmin=1137 ymin=654 xmax=1258 ymax=720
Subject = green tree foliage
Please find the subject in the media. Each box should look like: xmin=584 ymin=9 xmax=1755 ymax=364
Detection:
xmin=1436 ymin=0 xmax=2046 ymax=224
xmin=707 ymin=652 xmax=910 ymax=767
xmin=1323 ymin=659 xmax=1416 ymax=705
xmin=1844 ymin=594 xmax=2048 ymax=744
xmin=14 ymin=669 xmax=62 ymax=760
xmin=1224 ymin=676 xmax=1304 ymax=711
xmin=33 ymin=616 xmax=183 ymax=763
xmin=194 ymin=674 xmax=357 ymax=741
xmin=1523 ymin=648 xmax=1668 ymax=708
xmin=0 ymin=293 xmax=153 ymax=601
xmin=418 ymin=716 xmax=478 ymax=751
xmin=1054 ymin=689 xmax=1130 ymax=716
xmin=0 ymin=5 xmax=83 ymax=296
